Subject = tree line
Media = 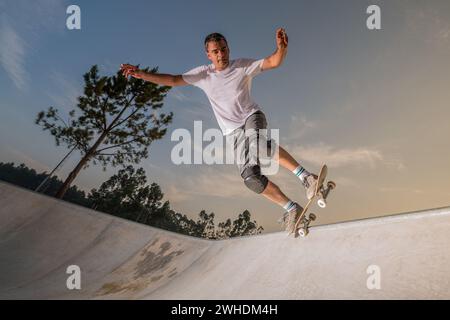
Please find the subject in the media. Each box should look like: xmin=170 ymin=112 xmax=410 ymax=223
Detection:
xmin=0 ymin=162 xmax=263 ymax=240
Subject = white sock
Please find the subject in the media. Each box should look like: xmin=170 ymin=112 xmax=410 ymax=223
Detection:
xmin=282 ymin=200 xmax=297 ymax=212
xmin=292 ymin=166 xmax=310 ymax=182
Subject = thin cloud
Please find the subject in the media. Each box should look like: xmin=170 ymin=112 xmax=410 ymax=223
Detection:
xmin=164 ymin=166 xmax=251 ymax=202
xmin=169 ymin=88 xmax=190 ymax=103
xmin=0 ymin=16 xmax=27 ymax=90
xmin=0 ymin=1 xmax=66 ymax=90
xmin=333 ymin=176 xmax=360 ymax=189
xmin=283 ymin=113 xmax=317 ymax=142
xmin=287 ymin=143 xmax=405 ymax=170
xmin=46 ymin=71 xmax=81 ymax=112
xmin=164 ymin=185 xmax=191 ymax=202
xmin=405 ymin=6 xmax=450 ymax=47
xmin=169 ymin=87 xmax=211 ymax=120
xmin=379 ymin=187 xmax=425 ymax=194
xmin=4 ymin=145 xmax=51 ymax=173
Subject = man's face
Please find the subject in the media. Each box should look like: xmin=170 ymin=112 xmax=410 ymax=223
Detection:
xmin=206 ymin=39 xmax=230 ymax=70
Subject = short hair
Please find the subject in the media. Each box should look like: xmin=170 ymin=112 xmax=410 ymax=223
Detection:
xmin=204 ymin=33 xmax=228 ymax=51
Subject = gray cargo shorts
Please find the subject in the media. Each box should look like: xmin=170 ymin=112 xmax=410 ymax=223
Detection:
xmin=226 ymin=110 xmax=277 ymax=178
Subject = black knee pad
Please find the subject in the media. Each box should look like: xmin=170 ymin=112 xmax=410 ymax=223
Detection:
xmin=241 ymin=165 xmax=269 ymax=194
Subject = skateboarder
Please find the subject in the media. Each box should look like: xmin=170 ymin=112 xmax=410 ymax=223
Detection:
xmin=121 ymin=28 xmax=318 ymax=233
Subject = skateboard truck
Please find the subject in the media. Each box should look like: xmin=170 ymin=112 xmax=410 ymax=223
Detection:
xmin=317 ymin=181 xmax=336 ymax=208
xmin=296 ymin=213 xmax=316 ymax=238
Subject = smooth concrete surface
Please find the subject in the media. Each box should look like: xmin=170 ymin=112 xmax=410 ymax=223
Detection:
xmin=0 ymin=181 xmax=449 ymax=299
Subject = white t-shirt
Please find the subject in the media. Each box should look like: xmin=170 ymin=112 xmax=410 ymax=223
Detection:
xmin=182 ymin=58 xmax=265 ymax=135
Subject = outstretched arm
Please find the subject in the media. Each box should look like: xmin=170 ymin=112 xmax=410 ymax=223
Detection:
xmin=262 ymin=28 xmax=289 ymax=71
xmin=120 ymin=64 xmax=188 ymax=87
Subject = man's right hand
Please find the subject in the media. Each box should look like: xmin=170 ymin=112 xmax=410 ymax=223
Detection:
xmin=120 ymin=64 xmax=188 ymax=87
xmin=120 ymin=64 xmax=142 ymax=79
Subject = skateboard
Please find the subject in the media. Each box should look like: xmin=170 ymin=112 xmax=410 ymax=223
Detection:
xmin=293 ymin=164 xmax=336 ymax=238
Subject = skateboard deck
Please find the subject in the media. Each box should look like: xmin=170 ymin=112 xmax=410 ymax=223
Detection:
xmin=292 ymin=164 xmax=336 ymax=238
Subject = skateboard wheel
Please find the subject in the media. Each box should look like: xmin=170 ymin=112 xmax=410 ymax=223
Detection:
xmin=318 ymin=198 xmax=327 ymax=208
xmin=299 ymin=228 xmax=308 ymax=237
xmin=327 ymin=181 xmax=336 ymax=189
xmin=309 ymin=213 xmax=316 ymax=221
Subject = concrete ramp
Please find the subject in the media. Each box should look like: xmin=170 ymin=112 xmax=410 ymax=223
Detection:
xmin=0 ymin=181 xmax=449 ymax=299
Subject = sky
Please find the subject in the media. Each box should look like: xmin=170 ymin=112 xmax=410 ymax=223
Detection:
xmin=1 ymin=0 xmax=450 ymax=233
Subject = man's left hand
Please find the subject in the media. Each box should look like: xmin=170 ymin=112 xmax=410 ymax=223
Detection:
xmin=276 ymin=28 xmax=288 ymax=49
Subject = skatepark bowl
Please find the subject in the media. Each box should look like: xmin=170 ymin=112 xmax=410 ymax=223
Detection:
xmin=1 ymin=181 xmax=449 ymax=299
